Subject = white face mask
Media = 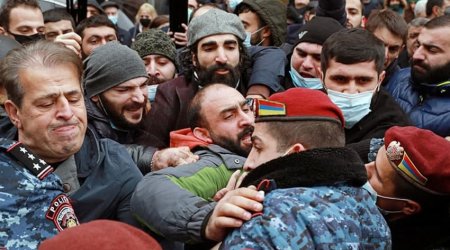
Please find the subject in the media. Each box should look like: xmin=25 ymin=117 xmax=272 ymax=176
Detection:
xmin=361 ymin=181 xmax=408 ymax=216
xmin=327 ymin=89 xmax=374 ymax=129
xmin=148 ymin=85 xmax=158 ymax=102
xmin=243 ymin=26 xmax=266 ymax=47
xmin=289 ymin=66 xmax=323 ymax=89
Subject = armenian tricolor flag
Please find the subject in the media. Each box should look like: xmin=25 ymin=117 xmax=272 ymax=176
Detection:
xmin=397 ymin=152 xmax=428 ymax=186
xmin=256 ymin=99 xmax=286 ymax=117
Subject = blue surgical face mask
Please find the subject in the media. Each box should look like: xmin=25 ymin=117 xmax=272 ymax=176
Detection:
xmin=228 ymin=0 xmax=243 ymax=11
xmin=243 ymin=26 xmax=266 ymax=47
xmin=108 ymin=15 xmax=118 ymax=25
xmin=148 ymin=85 xmax=158 ymax=102
xmin=188 ymin=8 xmax=193 ymax=22
xmin=361 ymin=181 xmax=407 ymax=216
xmin=289 ymin=66 xmax=323 ymax=89
xmin=327 ymin=89 xmax=374 ymax=129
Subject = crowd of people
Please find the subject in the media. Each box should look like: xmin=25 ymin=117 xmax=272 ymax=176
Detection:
xmin=1 ymin=0 xmax=450 ymax=249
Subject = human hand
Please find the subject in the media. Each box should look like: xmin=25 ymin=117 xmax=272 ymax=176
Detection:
xmin=213 ymin=170 xmax=249 ymax=201
xmin=54 ymin=32 xmax=82 ymax=58
xmin=205 ymin=187 xmax=264 ymax=242
xmin=151 ymin=146 xmax=199 ymax=171
xmin=168 ymin=23 xmax=188 ymax=47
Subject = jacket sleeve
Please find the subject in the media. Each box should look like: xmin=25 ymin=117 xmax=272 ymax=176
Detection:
xmin=247 ymin=46 xmax=286 ymax=93
xmin=131 ymin=155 xmax=234 ymax=243
xmin=124 ymin=144 xmax=157 ymax=175
xmin=316 ymin=0 xmax=347 ymax=26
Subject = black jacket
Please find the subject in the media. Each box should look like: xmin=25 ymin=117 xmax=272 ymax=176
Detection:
xmin=346 ymin=89 xmax=411 ymax=162
xmin=85 ymin=99 xmax=156 ymax=174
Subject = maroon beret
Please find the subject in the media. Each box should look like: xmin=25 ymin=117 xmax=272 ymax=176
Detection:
xmin=385 ymin=126 xmax=450 ymax=195
xmin=255 ymin=88 xmax=344 ymax=127
xmin=39 ymin=220 xmax=162 ymax=250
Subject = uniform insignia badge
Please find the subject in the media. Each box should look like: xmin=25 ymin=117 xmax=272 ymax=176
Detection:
xmin=7 ymin=141 xmax=54 ymax=180
xmin=386 ymin=140 xmax=427 ymax=186
xmin=46 ymin=194 xmax=79 ymax=231
xmin=386 ymin=140 xmax=404 ymax=162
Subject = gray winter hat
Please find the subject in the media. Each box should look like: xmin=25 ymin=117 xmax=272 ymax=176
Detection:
xmin=83 ymin=41 xmax=148 ymax=98
xmin=187 ymin=8 xmax=246 ymax=47
xmin=131 ymin=29 xmax=177 ymax=67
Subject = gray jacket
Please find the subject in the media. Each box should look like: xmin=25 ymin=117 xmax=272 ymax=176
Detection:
xmin=131 ymin=145 xmax=245 ymax=243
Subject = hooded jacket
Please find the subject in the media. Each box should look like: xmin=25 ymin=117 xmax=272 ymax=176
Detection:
xmin=237 ymin=0 xmax=287 ymax=47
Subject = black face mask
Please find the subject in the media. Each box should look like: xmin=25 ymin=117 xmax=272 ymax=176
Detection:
xmin=11 ymin=32 xmax=44 ymax=45
xmin=140 ymin=18 xmax=151 ymax=27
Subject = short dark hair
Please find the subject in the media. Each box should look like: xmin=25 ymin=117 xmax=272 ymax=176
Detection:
xmin=365 ymin=9 xmax=408 ymax=43
xmin=75 ymin=14 xmax=116 ymax=38
xmin=264 ymin=121 xmax=345 ymax=152
xmin=0 ymin=40 xmax=82 ymax=108
xmin=426 ymin=0 xmax=444 ymax=16
xmin=0 ymin=0 xmax=41 ymax=31
xmin=424 ymin=14 xmax=450 ymax=29
xmin=321 ymin=28 xmax=385 ymax=76
xmin=43 ymin=8 xmax=75 ymax=28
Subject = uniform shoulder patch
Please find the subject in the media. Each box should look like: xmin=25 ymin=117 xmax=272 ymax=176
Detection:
xmin=46 ymin=194 xmax=79 ymax=231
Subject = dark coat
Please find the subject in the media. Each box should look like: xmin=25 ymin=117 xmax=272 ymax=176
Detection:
xmin=85 ymin=99 xmax=156 ymax=174
xmin=346 ymin=89 xmax=411 ymax=162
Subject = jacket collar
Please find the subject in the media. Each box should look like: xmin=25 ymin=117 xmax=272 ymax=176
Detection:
xmin=241 ymin=147 xmax=367 ymax=189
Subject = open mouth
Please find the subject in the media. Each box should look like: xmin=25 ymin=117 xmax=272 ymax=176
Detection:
xmin=300 ymin=72 xmax=315 ymax=78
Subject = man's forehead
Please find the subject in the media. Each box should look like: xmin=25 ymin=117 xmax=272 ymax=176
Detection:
xmin=198 ymin=34 xmax=239 ymax=46
xmin=9 ymin=6 xmax=44 ymax=25
xmin=83 ymin=26 xmax=116 ymax=37
xmin=419 ymin=27 xmax=450 ymax=45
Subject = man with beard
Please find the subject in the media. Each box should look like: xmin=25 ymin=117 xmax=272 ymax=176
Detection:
xmin=84 ymin=41 xmax=198 ymax=174
xmin=139 ymin=8 xmax=285 ymax=148
xmin=131 ymin=84 xmax=255 ymax=247
xmin=387 ymin=15 xmax=450 ymax=137
xmin=131 ymin=29 xmax=178 ymax=103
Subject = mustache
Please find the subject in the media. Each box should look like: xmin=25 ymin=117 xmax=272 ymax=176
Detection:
xmin=148 ymin=76 xmax=164 ymax=85
xmin=238 ymin=126 xmax=254 ymax=140
xmin=206 ymin=63 xmax=235 ymax=73
xmin=412 ymin=59 xmax=430 ymax=70
xmin=124 ymin=101 xmax=146 ymax=110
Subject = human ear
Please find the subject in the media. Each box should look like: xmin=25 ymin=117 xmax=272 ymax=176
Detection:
xmin=4 ymin=100 xmax=22 ymax=129
xmin=193 ymin=127 xmax=213 ymax=143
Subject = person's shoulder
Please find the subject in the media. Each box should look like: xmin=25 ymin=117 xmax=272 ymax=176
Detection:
xmin=157 ymin=75 xmax=189 ymax=91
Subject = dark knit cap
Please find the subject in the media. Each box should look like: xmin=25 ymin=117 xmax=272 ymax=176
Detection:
xmin=293 ymin=16 xmax=344 ymax=47
xmin=188 ymin=8 xmax=246 ymax=47
xmin=83 ymin=41 xmax=148 ymax=98
xmin=131 ymin=29 xmax=177 ymax=67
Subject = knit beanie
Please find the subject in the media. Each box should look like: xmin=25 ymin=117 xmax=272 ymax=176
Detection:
xmin=83 ymin=41 xmax=148 ymax=98
xmin=131 ymin=29 xmax=177 ymax=68
xmin=187 ymin=8 xmax=246 ymax=47
xmin=236 ymin=0 xmax=287 ymax=46
xmin=292 ymin=16 xmax=344 ymax=47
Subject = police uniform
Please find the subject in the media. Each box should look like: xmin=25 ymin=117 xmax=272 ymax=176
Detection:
xmin=0 ymin=139 xmax=78 ymax=250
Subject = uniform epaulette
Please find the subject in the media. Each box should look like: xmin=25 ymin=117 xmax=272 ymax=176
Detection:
xmin=0 ymin=138 xmax=54 ymax=180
